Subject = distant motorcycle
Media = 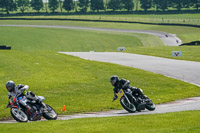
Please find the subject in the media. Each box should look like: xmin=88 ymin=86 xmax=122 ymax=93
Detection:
xmin=8 ymin=94 xmax=57 ymax=122
xmin=113 ymin=89 xmax=155 ymax=113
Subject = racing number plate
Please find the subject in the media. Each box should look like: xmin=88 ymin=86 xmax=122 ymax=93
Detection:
xmin=117 ymin=89 xmax=124 ymax=99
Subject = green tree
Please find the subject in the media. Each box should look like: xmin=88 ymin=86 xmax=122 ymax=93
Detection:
xmin=31 ymin=0 xmax=43 ymax=12
xmin=122 ymin=0 xmax=134 ymax=11
xmin=0 ymin=0 xmax=16 ymax=14
xmin=191 ymin=0 xmax=200 ymax=10
xmin=159 ymin=1 xmax=169 ymax=11
xmin=44 ymin=0 xmax=48 ymax=13
xmin=58 ymin=0 xmax=63 ymax=12
xmin=91 ymin=0 xmax=104 ymax=12
xmin=63 ymin=0 xmax=74 ymax=13
xmin=169 ymin=0 xmax=190 ymax=11
xmin=140 ymin=0 xmax=152 ymax=11
xmin=104 ymin=0 xmax=108 ymax=11
xmin=78 ymin=0 xmax=89 ymax=12
xmin=152 ymin=0 xmax=158 ymax=11
xmin=153 ymin=0 xmax=169 ymax=11
xmin=74 ymin=0 xmax=78 ymax=12
xmin=135 ymin=0 xmax=139 ymax=11
xmin=49 ymin=0 xmax=58 ymax=12
xmin=17 ymin=0 xmax=29 ymax=13
xmin=108 ymin=0 xmax=123 ymax=11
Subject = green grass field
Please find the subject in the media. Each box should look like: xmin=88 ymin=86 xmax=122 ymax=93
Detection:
xmin=1 ymin=50 xmax=199 ymax=119
xmin=1 ymin=111 xmax=200 ymax=133
xmin=1 ymin=5 xmax=200 ymax=25
xmin=0 ymin=19 xmax=199 ymax=43
xmin=127 ymin=46 xmax=200 ymax=62
xmin=5 ymin=13 xmax=200 ymax=25
xmin=0 ymin=19 xmax=200 ymax=132
xmin=0 ymin=21 xmax=200 ymax=61
xmin=0 ymin=25 xmax=200 ymax=120
xmin=0 ymin=26 xmax=147 ymax=52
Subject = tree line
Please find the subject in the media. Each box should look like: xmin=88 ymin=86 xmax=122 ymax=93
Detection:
xmin=0 ymin=0 xmax=199 ymax=15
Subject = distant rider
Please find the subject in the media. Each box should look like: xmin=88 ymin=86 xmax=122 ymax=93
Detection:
xmin=110 ymin=75 xmax=149 ymax=101
xmin=6 ymin=81 xmax=41 ymax=121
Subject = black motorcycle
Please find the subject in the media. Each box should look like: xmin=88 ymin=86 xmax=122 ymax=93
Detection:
xmin=113 ymin=89 xmax=155 ymax=113
xmin=8 ymin=95 xmax=57 ymax=122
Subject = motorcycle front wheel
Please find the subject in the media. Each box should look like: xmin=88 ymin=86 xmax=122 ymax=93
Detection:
xmin=120 ymin=96 xmax=136 ymax=113
xmin=43 ymin=104 xmax=57 ymax=120
xmin=10 ymin=107 xmax=28 ymax=122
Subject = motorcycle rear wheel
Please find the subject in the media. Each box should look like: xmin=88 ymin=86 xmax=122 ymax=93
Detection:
xmin=120 ymin=96 xmax=136 ymax=113
xmin=10 ymin=107 xmax=28 ymax=122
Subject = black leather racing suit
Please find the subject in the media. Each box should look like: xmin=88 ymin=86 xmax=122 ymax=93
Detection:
xmin=113 ymin=78 xmax=145 ymax=100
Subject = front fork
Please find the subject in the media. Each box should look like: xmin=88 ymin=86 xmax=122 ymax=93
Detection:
xmin=123 ymin=94 xmax=132 ymax=105
xmin=41 ymin=102 xmax=47 ymax=109
xmin=15 ymin=102 xmax=23 ymax=113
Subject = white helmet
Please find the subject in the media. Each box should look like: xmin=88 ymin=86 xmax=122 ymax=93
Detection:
xmin=6 ymin=81 xmax=15 ymax=92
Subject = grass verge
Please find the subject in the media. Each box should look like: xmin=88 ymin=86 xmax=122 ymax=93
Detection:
xmin=0 ymin=25 xmax=200 ymax=62
xmin=0 ymin=26 xmax=144 ymax=52
xmin=0 ymin=20 xmax=199 ymax=43
xmin=0 ymin=51 xmax=199 ymax=119
xmin=0 ymin=21 xmax=199 ymax=121
xmin=0 ymin=111 xmax=200 ymax=133
xmin=1 ymin=13 xmax=200 ymax=25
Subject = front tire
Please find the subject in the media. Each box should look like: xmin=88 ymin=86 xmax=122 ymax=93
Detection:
xmin=10 ymin=107 xmax=28 ymax=122
xmin=146 ymin=102 xmax=156 ymax=111
xmin=120 ymin=96 xmax=136 ymax=113
xmin=43 ymin=104 xmax=57 ymax=120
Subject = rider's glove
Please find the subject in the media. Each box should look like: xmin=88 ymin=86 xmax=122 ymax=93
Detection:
xmin=6 ymin=104 xmax=11 ymax=108
xmin=113 ymin=95 xmax=118 ymax=101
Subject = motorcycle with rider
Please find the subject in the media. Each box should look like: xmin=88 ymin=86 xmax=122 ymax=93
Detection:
xmin=5 ymin=81 xmax=57 ymax=122
xmin=110 ymin=76 xmax=156 ymax=113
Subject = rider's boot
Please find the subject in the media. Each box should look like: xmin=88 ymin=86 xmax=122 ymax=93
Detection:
xmin=30 ymin=111 xmax=41 ymax=121
xmin=26 ymin=105 xmax=33 ymax=116
xmin=36 ymin=99 xmax=47 ymax=109
xmin=36 ymin=99 xmax=50 ymax=112
xmin=26 ymin=105 xmax=40 ymax=121
xmin=141 ymin=94 xmax=151 ymax=102
xmin=136 ymin=103 xmax=142 ymax=112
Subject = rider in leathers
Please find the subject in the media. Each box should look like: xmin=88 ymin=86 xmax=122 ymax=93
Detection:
xmin=110 ymin=76 xmax=149 ymax=108
xmin=6 ymin=81 xmax=41 ymax=121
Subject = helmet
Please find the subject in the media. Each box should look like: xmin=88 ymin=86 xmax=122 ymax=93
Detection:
xmin=110 ymin=75 xmax=119 ymax=86
xmin=6 ymin=81 xmax=15 ymax=92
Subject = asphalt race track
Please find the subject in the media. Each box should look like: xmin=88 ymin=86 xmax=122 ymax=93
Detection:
xmin=60 ymin=52 xmax=200 ymax=87
xmin=1 ymin=97 xmax=200 ymax=123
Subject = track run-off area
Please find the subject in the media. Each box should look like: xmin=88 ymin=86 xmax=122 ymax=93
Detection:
xmin=0 ymin=24 xmax=182 ymax=46
xmin=1 ymin=97 xmax=200 ymax=123
xmin=0 ymin=24 xmax=199 ymax=123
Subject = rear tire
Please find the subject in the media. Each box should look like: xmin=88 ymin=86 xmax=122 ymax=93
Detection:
xmin=120 ymin=96 xmax=136 ymax=113
xmin=43 ymin=104 xmax=57 ymax=120
xmin=10 ymin=107 xmax=28 ymax=122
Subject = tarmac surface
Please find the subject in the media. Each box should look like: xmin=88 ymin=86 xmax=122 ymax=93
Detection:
xmin=60 ymin=52 xmax=200 ymax=87
xmin=0 ymin=24 xmax=182 ymax=46
xmin=1 ymin=97 xmax=200 ymax=123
